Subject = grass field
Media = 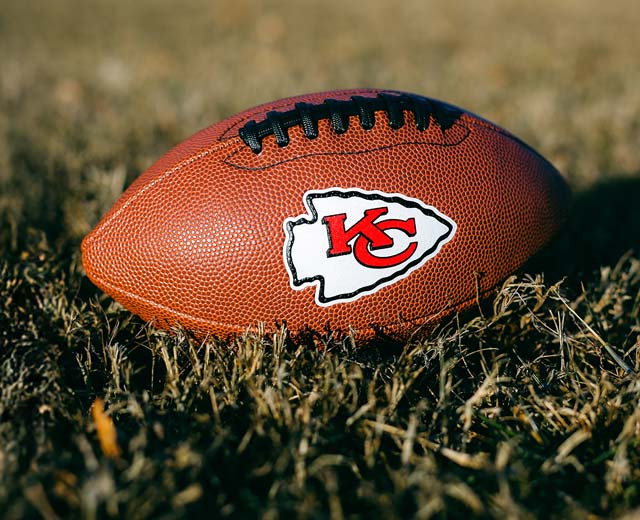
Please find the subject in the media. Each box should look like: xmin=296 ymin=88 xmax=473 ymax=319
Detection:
xmin=1 ymin=0 xmax=640 ymax=518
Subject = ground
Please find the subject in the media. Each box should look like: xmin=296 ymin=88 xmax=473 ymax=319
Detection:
xmin=1 ymin=0 xmax=639 ymax=518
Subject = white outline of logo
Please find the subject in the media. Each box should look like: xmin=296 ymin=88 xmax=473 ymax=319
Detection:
xmin=283 ymin=188 xmax=457 ymax=306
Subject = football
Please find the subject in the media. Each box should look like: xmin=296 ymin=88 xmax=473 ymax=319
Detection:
xmin=82 ymin=89 xmax=570 ymax=339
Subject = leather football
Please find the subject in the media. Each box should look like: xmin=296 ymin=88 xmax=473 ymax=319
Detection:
xmin=82 ymin=89 xmax=571 ymax=339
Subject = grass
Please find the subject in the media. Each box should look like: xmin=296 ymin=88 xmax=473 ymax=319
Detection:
xmin=1 ymin=0 xmax=640 ymax=517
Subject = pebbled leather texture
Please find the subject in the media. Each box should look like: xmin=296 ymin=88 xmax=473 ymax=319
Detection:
xmin=81 ymin=89 xmax=571 ymax=340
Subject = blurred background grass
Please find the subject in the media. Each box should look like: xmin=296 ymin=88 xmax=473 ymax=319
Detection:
xmin=1 ymin=0 xmax=639 ymax=271
xmin=1 ymin=0 xmax=640 ymax=518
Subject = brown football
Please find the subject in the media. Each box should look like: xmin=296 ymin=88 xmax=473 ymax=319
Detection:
xmin=81 ymin=89 xmax=570 ymax=339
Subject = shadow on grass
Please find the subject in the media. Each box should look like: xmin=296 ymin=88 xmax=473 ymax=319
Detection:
xmin=529 ymin=175 xmax=640 ymax=286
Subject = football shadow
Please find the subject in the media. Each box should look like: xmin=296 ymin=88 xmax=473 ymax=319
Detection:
xmin=362 ymin=175 xmax=640 ymax=349
xmin=527 ymin=174 xmax=640 ymax=287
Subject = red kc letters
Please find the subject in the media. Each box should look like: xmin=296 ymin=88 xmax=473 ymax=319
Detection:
xmin=322 ymin=208 xmax=418 ymax=268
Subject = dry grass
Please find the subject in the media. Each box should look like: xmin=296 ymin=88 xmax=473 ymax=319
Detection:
xmin=1 ymin=0 xmax=639 ymax=518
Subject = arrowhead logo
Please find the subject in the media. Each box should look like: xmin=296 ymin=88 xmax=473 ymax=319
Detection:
xmin=283 ymin=188 xmax=457 ymax=306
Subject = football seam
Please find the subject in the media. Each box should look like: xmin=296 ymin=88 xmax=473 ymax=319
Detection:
xmin=84 ymin=105 xmax=468 ymax=243
xmin=223 ymin=130 xmax=470 ymax=171
xmin=85 ymin=103 xmax=511 ymax=246
xmin=83 ymin=137 xmax=244 ymax=245
xmin=88 ymin=267 xmax=493 ymax=336
xmin=87 ymin=270 xmax=248 ymax=333
xmin=464 ymin=117 xmax=560 ymax=171
xmin=87 ymin=102 xmax=546 ymax=250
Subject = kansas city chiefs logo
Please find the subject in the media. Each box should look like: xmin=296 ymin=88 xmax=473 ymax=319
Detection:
xmin=283 ymin=188 xmax=456 ymax=305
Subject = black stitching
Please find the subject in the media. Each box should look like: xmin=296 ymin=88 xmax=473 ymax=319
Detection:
xmin=295 ymin=102 xmax=318 ymax=139
xmin=379 ymin=93 xmax=404 ymax=129
xmin=326 ymin=99 xmax=349 ymax=134
xmin=238 ymin=120 xmax=262 ymax=153
xmin=238 ymin=92 xmax=462 ymax=154
xmin=266 ymin=111 xmax=289 ymax=148
xmin=411 ymin=96 xmax=429 ymax=131
xmin=351 ymin=96 xmax=376 ymax=130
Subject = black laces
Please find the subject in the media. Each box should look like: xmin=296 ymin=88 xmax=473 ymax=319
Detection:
xmin=238 ymin=92 xmax=461 ymax=154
